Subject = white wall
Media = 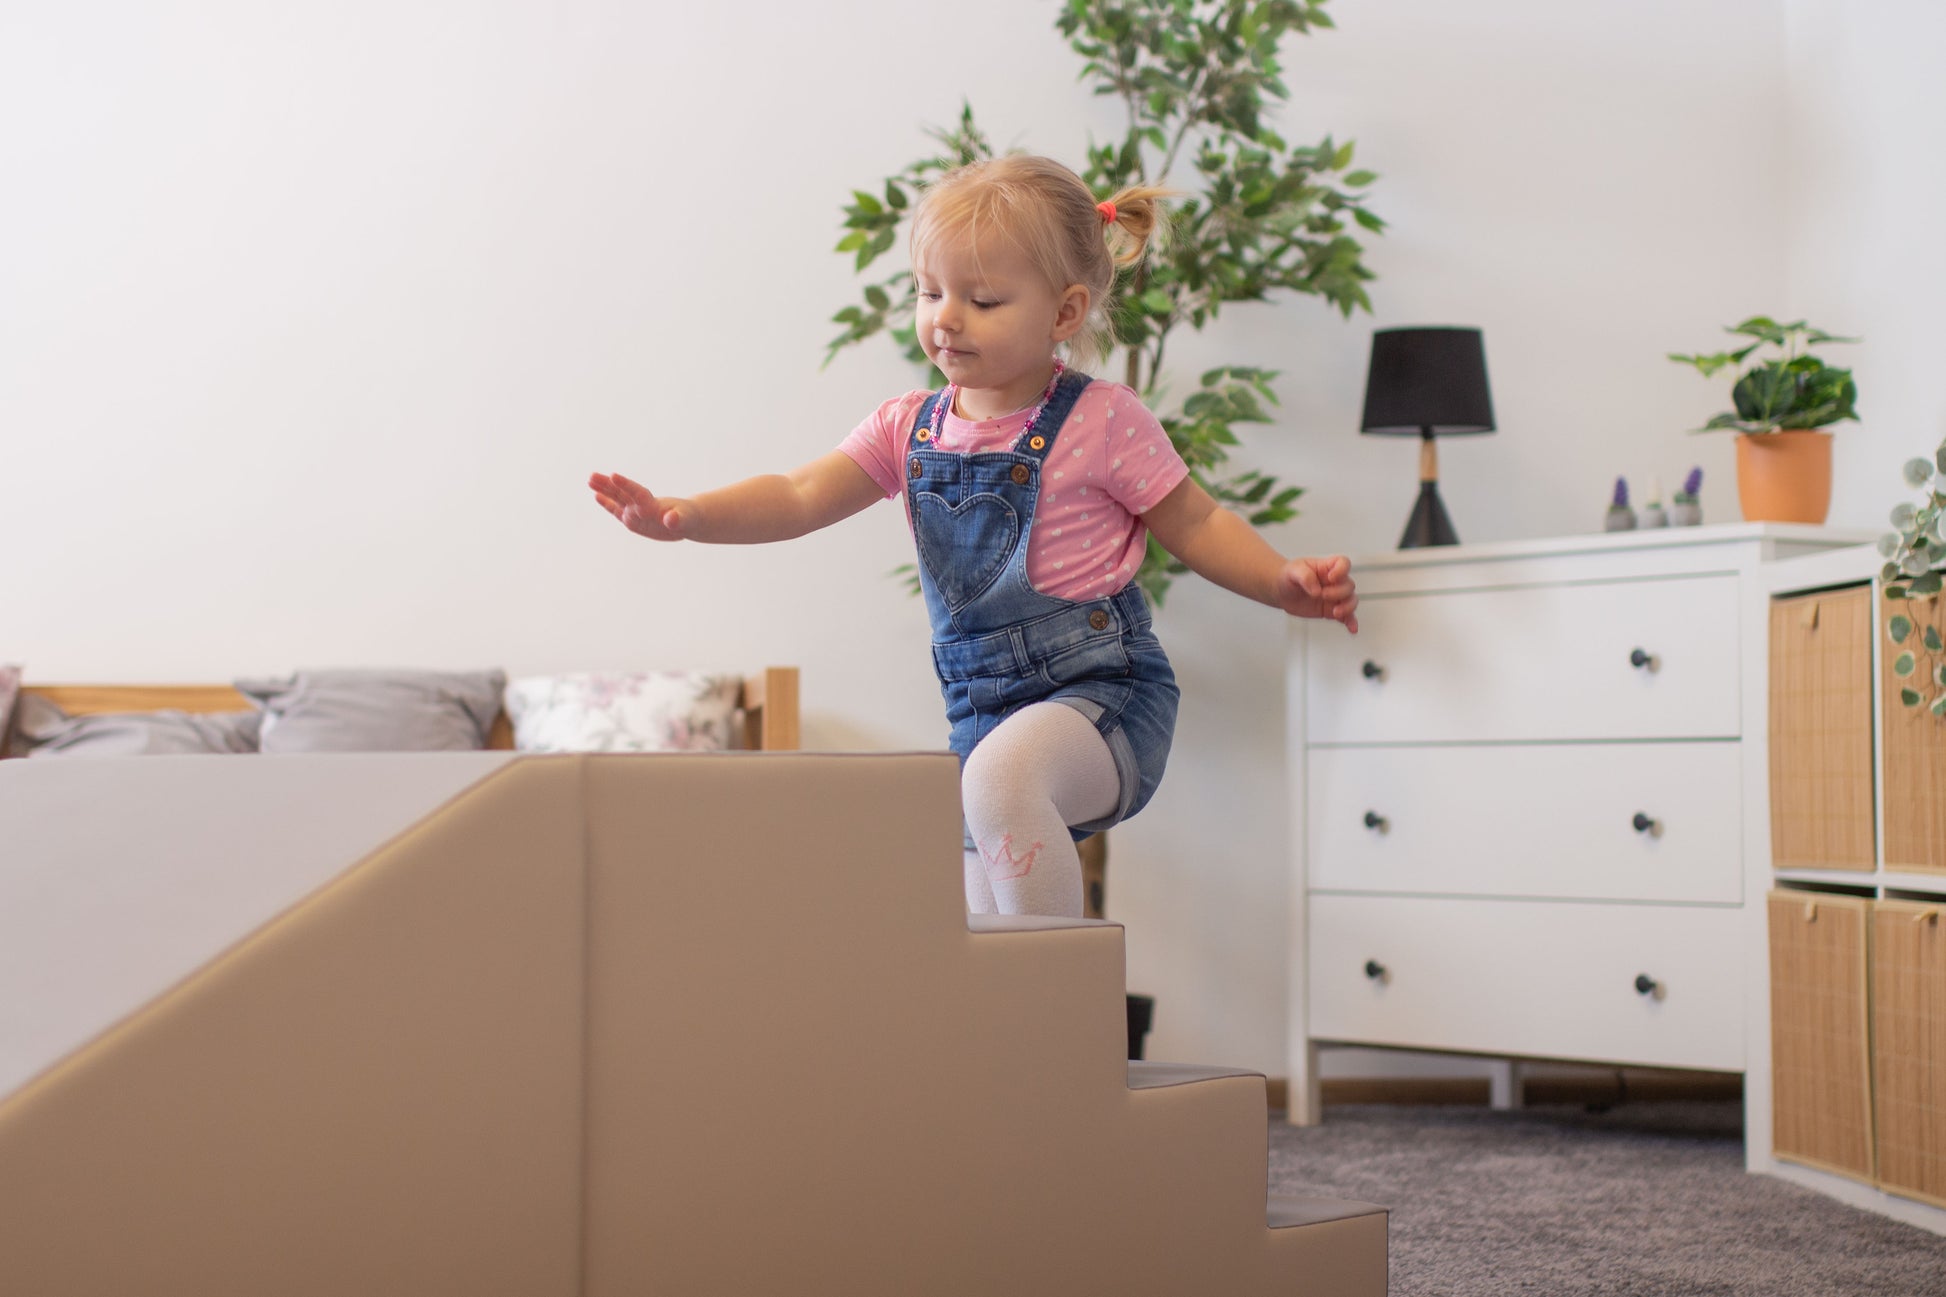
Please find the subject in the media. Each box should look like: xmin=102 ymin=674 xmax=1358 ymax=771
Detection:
xmin=1784 ymin=0 xmax=1946 ymax=527
xmin=6 ymin=0 xmax=1927 ymax=1080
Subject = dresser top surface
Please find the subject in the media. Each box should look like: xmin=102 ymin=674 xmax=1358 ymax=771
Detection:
xmin=1348 ymin=523 xmax=1877 ymax=573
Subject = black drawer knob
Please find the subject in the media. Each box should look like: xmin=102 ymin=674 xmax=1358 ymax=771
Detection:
xmin=1629 ymin=647 xmax=1654 ymax=670
xmin=1364 ymin=959 xmax=1387 ymax=981
xmin=1632 ymin=812 xmax=1656 ymax=834
xmin=1361 ymin=660 xmax=1384 ymax=680
xmin=1634 ymin=973 xmax=1659 ymax=996
xmin=1363 ymin=810 xmax=1387 ymax=831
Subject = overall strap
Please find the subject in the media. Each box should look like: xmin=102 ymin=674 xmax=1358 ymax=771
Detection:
xmin=1014 ymin=370 xmax=1094 ymax=462
xmin=909 ymin=389 xmax=949 ymax=447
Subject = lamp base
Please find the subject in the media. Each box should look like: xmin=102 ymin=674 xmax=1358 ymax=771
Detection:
xmin=1399 ymin=480 xmax=1459 ymax=548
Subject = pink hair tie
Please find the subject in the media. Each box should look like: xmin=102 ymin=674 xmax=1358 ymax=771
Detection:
xmin=1096 ymin=200 xmax=1117 ymax=225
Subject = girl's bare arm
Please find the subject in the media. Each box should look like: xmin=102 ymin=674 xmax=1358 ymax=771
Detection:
xmin=589 ymin=451 xmax=886 ymax=544
xmin=1141 ymin=477 xmax=1359 ymax=632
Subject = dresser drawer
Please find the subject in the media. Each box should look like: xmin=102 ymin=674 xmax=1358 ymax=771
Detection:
xmin=1307 ymin=894 xmax=1744 ymax=1070
xmin=1305 ymin=575 xmax=1742 ymax=744
xmin=1307 ymin=742 xmax=1743 ymax=903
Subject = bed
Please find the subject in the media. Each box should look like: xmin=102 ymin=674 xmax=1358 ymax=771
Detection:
xmin=3 ymin=666 xmax=801 ymax=756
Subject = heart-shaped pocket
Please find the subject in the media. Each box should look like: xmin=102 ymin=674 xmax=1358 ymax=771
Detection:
xmin=912 ymin=491 xmax=1019 ymax=613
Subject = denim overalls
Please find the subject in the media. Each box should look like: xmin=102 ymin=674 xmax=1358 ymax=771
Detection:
xmin=905 ymin=370 xmax=1180 ymax=841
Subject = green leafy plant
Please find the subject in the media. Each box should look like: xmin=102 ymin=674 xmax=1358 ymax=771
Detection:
xmin=826 ymin=0 xmax=1382 ymax=602
xmin=1882 ymin=435 xmax=1946 ymax=716
xmin=1668 ymin=317 xmax=1860 ymax=435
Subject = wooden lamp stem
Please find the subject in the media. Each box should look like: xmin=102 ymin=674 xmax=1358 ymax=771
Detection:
xmin=1398 ymin=427 xmax=1460 ymax=548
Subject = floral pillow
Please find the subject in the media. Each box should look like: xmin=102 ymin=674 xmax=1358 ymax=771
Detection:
xmin=503 ymin=672 xmax=743 ymax=753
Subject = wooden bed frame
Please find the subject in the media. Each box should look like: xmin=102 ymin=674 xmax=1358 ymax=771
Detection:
xmin=12 ymin=667 xmax=801 ymax=753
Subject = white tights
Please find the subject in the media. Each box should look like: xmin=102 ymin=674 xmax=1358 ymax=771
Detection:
xmin=959 ymin=701 xmax=1121 ymax=918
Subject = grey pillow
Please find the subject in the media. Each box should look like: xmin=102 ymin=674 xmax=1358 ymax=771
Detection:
xmin=235 ymin=668 xmax=506 ymax=754
xmin=18 ymin=695 xmax=263 ymax=757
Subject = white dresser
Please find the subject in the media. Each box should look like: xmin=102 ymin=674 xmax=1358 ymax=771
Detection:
xmin=1284 ymin=524 xmax=1870 ymax=1125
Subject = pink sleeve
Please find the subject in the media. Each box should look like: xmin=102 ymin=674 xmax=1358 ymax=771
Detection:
xmin=838 ymin=391 xmax=930 ymax=499
xmin=1081 ymin=384 xmax=1188 ymax=514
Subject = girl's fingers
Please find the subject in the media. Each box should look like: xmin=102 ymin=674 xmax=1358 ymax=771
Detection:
xmin=591 ymin=474 xmax=634 ymax=511
xmin=591 ymin=472 xmax=679 ymax=539
xmin=1286 ymin=561 xmax=1322 ymax=598
xmin=1335 ymin=593 xmax=1360 ymax=634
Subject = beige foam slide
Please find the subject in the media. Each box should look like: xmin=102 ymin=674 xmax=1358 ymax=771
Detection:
xmin=0 ymin=753 xmax=1385 ymax=1295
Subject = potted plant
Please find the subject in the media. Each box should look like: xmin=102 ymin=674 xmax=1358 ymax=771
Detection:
xmin=1671 ymin=466 xmax=1704 ymax=526
xmin=1882 ymin=435 xmax=1946 ymax=718
xmin=824 ymin=0 xmax=1381 ymax=603
xmin=1603 ymin=477 xmax=1635 ymax=531
xmin=1669 ymin=317 xmax=1860 ymax=524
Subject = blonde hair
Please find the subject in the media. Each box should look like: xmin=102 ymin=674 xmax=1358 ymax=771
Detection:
xmin=908 ymin=154 xmax=1174 ymax=374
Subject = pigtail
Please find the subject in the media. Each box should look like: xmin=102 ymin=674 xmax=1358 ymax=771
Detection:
xmin=1100 ymin=185 xmax=1177 ymax=267
xmin=1064 ymin=184 xmax=1178 ymax=372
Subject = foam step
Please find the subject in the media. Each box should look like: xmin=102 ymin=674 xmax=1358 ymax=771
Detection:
xmin=1127 ymin=1060 xmax=1262 ymax=1090
xmin=1122 ymin=1064 xmax=1386 ymax=1296
xmin=1264 ymin=1193 xmax=1389 ymax=1297
xmin=961 ymin=913 xmax=1129 ymax=1088
xmin=966 ymin=913 xmax=1120 ymax=934
xmin=1268 ymin=1194 xmax=1389 ymax=1230
xmin=1116 ymin=1062 xmax=1277 ymax=1252
xmin=1123 ymin=1061 xmax=1270 ymax=1172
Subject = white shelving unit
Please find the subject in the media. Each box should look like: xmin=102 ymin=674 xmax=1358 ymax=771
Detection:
xmin=1746 ymin=543 xmax=1946 ymax=1235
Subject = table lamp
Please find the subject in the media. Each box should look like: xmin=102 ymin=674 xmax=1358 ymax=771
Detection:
xmin=1360 ymin=326 xmax=1495 ymax=548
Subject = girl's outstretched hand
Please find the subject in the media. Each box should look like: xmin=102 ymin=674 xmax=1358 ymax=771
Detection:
xmin=589 ymin=471 xmax=686 ymax=541
xmin=1277 ymin=555 xmax=1359 ymax=633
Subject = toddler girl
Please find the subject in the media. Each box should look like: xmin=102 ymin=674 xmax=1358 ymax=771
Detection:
xmin=590 ymin=154 xmax=1357 ymax=919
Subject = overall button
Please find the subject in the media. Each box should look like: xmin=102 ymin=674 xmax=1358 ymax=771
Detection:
xmin=1088 ymin=610 xmax=1110 ymax=631
xmin=1010 ymin=464 xmax=1031 ymax=485
xmin=909 ymin=458 xmax=923 ymax=479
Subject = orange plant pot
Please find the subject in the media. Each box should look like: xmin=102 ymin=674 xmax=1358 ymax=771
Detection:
xmin=1735 ymin=429 xmax=1833 ymax=524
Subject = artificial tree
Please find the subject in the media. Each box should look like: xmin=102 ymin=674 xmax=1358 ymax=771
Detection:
xmin=824 ymin=0 xmax=1382 ymax=602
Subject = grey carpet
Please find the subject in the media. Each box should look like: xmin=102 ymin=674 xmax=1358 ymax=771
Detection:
xmin=1267 ymin=1101 xmax=1946 ymax=1296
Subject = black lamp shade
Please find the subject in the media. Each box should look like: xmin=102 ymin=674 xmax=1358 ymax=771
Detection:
xmin=1360 ymin=327 xmax=1495 ymax=436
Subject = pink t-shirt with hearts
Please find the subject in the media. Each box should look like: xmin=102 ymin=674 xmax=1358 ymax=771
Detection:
xmin=839 ymin=381 xmax=1190 ymax=603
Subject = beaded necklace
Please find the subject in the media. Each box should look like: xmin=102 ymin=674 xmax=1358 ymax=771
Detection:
xmin=927 ymin=359 xmax=1066 ymax=448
